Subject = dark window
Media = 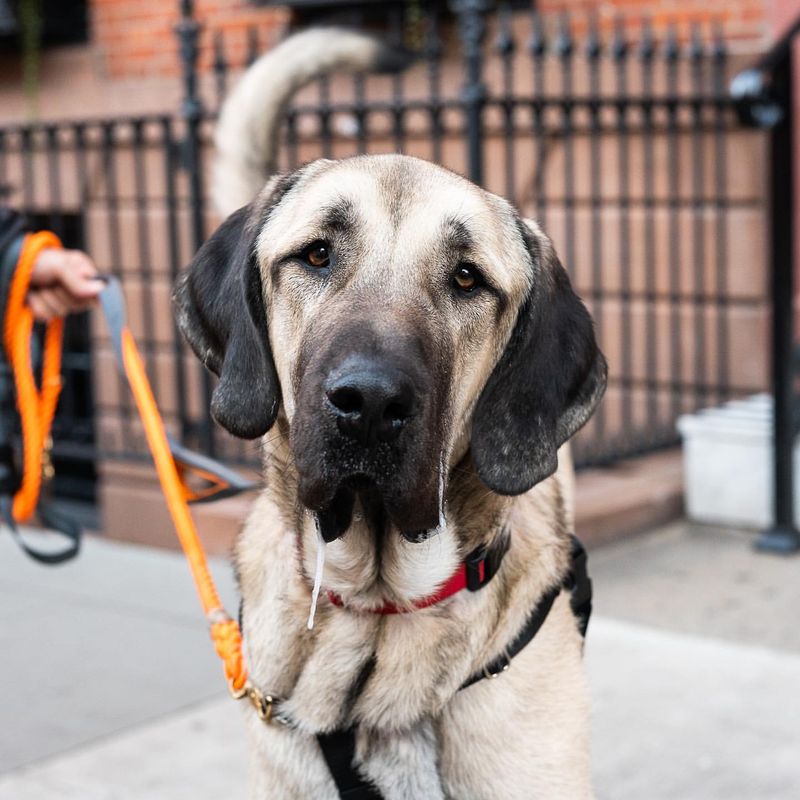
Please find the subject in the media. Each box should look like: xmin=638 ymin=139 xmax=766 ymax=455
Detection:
xmin=0 ymin=0 xmax=88 ymax=49
xmin=254 ymin=0 xmax=427 ymax=29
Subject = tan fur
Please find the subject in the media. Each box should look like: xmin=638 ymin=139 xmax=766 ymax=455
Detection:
xmin=236 ymin=449 xmax=590 ymax=799
xmin=204 ymin=30 xmax=596 ymax=799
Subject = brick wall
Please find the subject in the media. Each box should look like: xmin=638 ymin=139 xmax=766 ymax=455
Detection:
xmin=90 ymin=0 xmax=290 ymax=79
xmin=538 ymin=0 xmax=767 ymax=42
xmin=88 ymin=1 xmax=769 ymax=81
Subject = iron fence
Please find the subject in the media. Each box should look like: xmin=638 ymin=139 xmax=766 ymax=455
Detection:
xmin=0 ymin=1 xmax=769 ymax=496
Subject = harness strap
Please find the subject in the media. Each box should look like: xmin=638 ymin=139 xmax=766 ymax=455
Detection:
xmin=568 ymin=535 xmax=592 ymax=638
xmin=317 ymin=730 xmax=383 ymax=800
xmin=459 ymin=583 xmax=560 ymax=690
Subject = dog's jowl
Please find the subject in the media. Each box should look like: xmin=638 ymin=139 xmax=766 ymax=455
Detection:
xmin=174 ymin=27 xmax=606 ymax=800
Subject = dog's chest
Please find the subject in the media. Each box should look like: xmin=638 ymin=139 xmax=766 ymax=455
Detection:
xmin=241 ymin=565 xmax=474 ymax=734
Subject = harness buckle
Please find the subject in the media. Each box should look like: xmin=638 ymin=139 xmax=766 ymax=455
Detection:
xmin=465 ymin=545 xmax=489 ymax=591
xmin=465 ymin=528 xmax=511 ymax=592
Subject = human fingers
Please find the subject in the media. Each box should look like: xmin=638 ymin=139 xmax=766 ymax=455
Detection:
xmin=26 ymin=287 xmax=69 ymax=321
xmin=26 ymin=292 xmax=55 ymax=322
xmin=30 ymin=249 xmax=103 ymax=300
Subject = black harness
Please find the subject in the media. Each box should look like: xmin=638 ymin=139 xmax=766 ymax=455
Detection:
xmin=317 ymin=535 xmax=592 ymax=800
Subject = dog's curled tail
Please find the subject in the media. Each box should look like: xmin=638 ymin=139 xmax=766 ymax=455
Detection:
xmin=213 ymin=28 xmax=413 ymax=216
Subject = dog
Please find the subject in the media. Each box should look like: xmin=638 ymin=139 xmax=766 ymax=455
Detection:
xmin=174 ymin=28 xmax=607 ymax=800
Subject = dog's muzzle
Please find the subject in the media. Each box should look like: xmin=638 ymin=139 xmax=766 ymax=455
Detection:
xmin=291 ymin=337 xmax=444 ymax=541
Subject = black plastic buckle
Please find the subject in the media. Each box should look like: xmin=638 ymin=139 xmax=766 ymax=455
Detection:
xmin=465 ymin=545 xmax=488 ymax=591
xmin=465 ymin=529 xmax=511 ymax=592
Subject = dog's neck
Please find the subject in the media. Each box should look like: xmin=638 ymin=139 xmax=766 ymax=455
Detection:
xmin=238 ymin=423 xmax=575 ymax=736
xmin=262 ymin=420 xmax=511 ymax=612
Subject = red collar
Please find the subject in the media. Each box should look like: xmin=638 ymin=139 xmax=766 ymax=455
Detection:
xmin=326 ymin=534 xmax=510 ymax=615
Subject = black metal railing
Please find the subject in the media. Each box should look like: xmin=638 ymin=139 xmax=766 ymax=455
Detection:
xmin=732 ymin=17 xmax=800 ymax=554
xmin=0 ymin=1 xmax=771 ymax=491
xmin=199 ymin=2 xmax=765 ymax=469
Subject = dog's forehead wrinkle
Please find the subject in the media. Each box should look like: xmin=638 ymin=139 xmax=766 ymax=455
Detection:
xmin=258 ymin=169 xmax=383 ymax=256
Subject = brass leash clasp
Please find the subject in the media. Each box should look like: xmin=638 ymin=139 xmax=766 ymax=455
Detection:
xmin=230 ymin=681 xmax=283 ymax=725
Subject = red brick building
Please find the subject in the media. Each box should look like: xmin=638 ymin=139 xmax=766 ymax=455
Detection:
xmin=0 ymin=1 xmax=777 ymax=124
xmin=0 ymin=1 xmax=795 ymax=546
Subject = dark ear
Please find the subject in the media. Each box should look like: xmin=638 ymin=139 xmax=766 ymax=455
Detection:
xmin=173 ymin=200 xmax=279 ymax=439
xmin=471 ymin=222 xmax=607 ymax=495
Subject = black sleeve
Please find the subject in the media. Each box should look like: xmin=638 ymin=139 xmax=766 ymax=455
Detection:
xmin=0 ymin=208 xmax=30 ymax=446
xmin=0 ymin=207 xmax=30 ymax=321
xmin=0 ymin=206 xmax=28 ymax=258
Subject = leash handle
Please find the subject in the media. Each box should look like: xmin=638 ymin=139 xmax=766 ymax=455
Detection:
xmin=0 ymin=496 xmax=81 ymax=564
xmin=2 ymin=231 xmax=64 ymax=523
xmin=99 ymin=277 xmax=248 ymax=693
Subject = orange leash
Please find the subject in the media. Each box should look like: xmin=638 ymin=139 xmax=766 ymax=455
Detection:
xmin=3 ymin=238 xmax=250 ymax=695
xmin=116 ymin=320 xmax=247 ymax=692
xmin=99 ymin=278 xmax=250 ymax=695
xmin=2 ymin=232 xmax=64 ymax=523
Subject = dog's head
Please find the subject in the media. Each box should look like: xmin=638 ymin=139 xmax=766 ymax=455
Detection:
xmin=174 ymin=155 xmax=606 ymax=541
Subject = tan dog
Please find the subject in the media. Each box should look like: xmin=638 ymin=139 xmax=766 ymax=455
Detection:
xmin=175 ymin=29 xmax=606 ymax=800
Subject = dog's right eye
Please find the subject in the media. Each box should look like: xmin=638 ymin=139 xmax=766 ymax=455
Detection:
xmin=300 ymin=241 xmax=331 ymax=269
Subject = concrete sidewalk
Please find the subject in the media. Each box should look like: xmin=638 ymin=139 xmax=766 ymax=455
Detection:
xmin=1 ymin=522 xmax=798 ymax=799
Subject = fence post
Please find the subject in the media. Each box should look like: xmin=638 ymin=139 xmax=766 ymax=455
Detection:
xmin=732 ymin=26 xmax=800 ymax=554
xmin=175 ymin=0 xmax=216 ymax=457
xmin=760 ymin=52 xmax=799 ymax=553
xmin=450 ymin=0 xmax=491 ymax=186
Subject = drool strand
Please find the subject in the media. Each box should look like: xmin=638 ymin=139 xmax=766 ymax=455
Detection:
xmin=437 ymin=452 xmax=447 ymax=531
xmin=307 ymin=518 xmax=326 ymax=630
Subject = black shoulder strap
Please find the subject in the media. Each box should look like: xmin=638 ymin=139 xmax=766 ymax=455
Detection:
xmin=460 ymin=580 xmax=561 ymax=690
xmin=316 ymin=729 xmax=383 ymax=800
xmin=567 ymin=535 xmax=592 ymax=638
xmin=461 ymin=535 xmax=591 ymax=690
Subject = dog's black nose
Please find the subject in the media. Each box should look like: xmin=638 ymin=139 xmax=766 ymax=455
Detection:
xmin=326 ymin=364 xmax=415 ymax=444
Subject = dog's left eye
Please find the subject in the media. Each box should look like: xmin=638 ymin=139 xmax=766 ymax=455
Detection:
xmin=301 ymin=241 xmax=331 ymax=269
xmin=453 ymin=263 xmax=483 ymax=294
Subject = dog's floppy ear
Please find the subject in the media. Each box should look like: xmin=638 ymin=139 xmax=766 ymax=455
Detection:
xmin=173 ymin=187 xmax=284 ymax=439
xmin=471 ymin=221 xmax=607 ymax=495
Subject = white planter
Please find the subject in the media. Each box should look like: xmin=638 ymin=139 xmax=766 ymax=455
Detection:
xmin=676 ymin=394 xmax=800 ymax=529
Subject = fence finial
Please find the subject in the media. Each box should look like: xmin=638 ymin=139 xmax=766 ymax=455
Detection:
xmin=527 ymin=10 xmax=546 ymax=57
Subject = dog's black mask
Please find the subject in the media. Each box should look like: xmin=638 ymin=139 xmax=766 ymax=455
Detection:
xmin=290 ymin=315 xmax=449 ymax=539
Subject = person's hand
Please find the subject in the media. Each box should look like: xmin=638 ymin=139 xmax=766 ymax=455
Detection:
xmin=26 ymin=248 xmax=103 ymax=321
